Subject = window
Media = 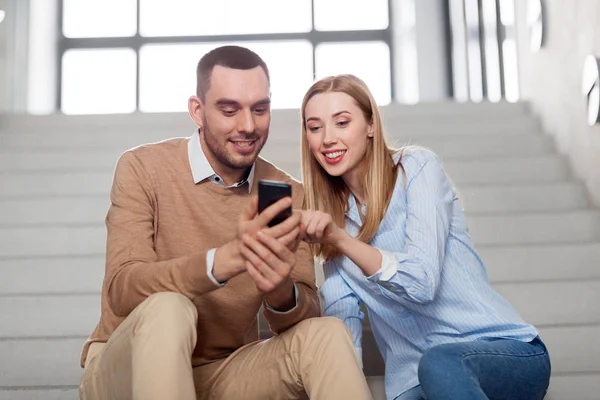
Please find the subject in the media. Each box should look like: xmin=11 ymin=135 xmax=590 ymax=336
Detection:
xmin=61 ymin=48 xmax=137 ymax=115
xmin=139 ymin=0 xmax=312 ymax=37
xmin=139 ymin=41 xmax=313 ymax=112
xmin=313 ymin=0 xmax=389 ymax=31
xmin=449 ymin=0 xmax=520 ymax=102
xmin=58 ymin=0 xmax=393 ymax=114
xmin=315 ymin=42 xmax=391 ymax=104
xmin=62 ymin=0 xmax=137 ymax=38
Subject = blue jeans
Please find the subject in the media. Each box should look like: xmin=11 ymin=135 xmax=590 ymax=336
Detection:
xmin=396 ymin=337 xmax=551 ymax=400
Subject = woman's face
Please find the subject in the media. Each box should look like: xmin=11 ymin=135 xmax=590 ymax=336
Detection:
xmin=304 ymin=92 xmax=373 ymax=179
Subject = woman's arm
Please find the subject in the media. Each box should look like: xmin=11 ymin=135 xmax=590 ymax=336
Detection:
xmin=304 ymin=151 xmax=455 ymax=305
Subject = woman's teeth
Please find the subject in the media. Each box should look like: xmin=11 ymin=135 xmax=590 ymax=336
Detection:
xmin=325 ymin=150 xmax=345 ymax=159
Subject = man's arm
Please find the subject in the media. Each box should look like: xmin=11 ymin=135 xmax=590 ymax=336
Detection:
xmin=262 ymin=239 xmax=322 ymax=333
xmin=105 ymin=151 xmax=241 ymax=317
xmin=240 ymin=183 xmax=321 ymax=333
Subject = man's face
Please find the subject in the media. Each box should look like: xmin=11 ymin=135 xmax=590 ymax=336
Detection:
xmin=190 ymin=65 xmax=271 ymax=172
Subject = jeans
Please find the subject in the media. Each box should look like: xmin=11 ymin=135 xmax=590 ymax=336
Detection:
xmin=396 ymin=336 xmax=551 ymax=400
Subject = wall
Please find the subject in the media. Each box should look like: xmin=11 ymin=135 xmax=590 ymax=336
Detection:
xmin=516 ymin=0 xmax=600 ymax=206
xmin=0 ymin=0 xmax=29 ymax=113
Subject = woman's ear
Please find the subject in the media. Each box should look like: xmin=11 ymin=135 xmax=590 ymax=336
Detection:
xmin=367 ymin=120 xmax=374 ymax=138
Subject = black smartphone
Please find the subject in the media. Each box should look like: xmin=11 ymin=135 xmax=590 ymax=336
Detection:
xmin=258 ymin=180 xmax=292 ymax=227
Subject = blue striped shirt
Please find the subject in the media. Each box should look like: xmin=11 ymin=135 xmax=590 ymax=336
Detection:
xmin=319 ymin=148 xmax=539 ymax=400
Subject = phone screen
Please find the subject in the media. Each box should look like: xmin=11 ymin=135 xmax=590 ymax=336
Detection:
xmin=258 ymin=180 xmax=292 ymax=227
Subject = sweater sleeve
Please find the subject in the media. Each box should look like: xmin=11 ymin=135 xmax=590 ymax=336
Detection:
xmin=104 ymin=151 xmax=221 ymax=318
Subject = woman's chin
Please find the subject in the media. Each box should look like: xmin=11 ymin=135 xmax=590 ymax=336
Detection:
xmin=320 ymin=163 xmax=346 ymax=177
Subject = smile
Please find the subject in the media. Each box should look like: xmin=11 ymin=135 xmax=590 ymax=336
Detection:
xmin=230 ymin=140 xmax=257 ymax=153
xmin=322 ymin=150 xmax=346 ymax=165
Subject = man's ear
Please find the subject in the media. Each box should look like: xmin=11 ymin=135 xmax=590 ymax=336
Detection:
xmin=188 ymin=95 xmax=204 ymax=127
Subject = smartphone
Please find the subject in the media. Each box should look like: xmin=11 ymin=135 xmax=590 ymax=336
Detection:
xmin=258 ymin=180 xmax=292 ymax=227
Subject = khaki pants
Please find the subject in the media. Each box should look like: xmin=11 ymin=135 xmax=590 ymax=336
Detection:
xmin=79 ymin=292 xmax=372 ymax=400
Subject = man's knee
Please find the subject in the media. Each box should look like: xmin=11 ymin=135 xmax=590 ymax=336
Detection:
xmin=134 ymin=292 xmax=197 ymax=336
xmin=294 ymin=317 xmax=351 ymax=342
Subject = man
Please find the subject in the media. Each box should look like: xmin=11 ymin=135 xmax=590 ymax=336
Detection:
xmin=78 ymin=45 xmax=372 ymax=400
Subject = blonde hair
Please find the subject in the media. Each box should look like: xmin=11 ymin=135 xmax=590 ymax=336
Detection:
xmin=301 ymin=74 xmax=400 ymax=261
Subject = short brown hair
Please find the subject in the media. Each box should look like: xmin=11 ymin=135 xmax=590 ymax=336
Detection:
xmin=196 ymin=45 xmax=270 ymax=100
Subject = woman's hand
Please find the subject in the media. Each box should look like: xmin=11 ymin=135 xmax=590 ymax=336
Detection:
xmin=300 ymin=210 xmax=346 ymax=245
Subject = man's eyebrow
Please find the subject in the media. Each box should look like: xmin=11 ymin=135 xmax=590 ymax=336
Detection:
xmin=214 ymin=98 xmax=241 ymax=107
xmin=252 ymin=98 xmax=271 ymax=107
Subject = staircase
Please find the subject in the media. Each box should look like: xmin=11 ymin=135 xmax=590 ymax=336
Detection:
xmin=0 ymin=102 xmax=598 ymax=400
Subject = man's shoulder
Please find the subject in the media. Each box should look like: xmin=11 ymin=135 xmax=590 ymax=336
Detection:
xmin=118 ymin=137 xmax=188 ymax=170
xmin=127 ymin=137 xmax=188 ymax=159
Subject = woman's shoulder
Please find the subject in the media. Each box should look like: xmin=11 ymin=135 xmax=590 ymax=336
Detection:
xmin=393 ymin=146 xmax=442 ymax=179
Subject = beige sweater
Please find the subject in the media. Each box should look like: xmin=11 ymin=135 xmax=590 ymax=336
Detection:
xmin=81 ymin=137 xmax=321 ymax=367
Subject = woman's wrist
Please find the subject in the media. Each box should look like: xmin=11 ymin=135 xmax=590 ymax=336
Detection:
xmin=331 ymin=228 xmax=351 ymax=251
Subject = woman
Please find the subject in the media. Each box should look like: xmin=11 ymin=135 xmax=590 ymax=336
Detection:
xmin=299 ymin=74 xmax=551 ymax=400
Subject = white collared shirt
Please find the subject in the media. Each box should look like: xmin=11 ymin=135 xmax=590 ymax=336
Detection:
xmin=188 ymin=130 xmax=255 ymax=192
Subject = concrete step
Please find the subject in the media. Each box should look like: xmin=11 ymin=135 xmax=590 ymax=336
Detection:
xmin=0 ymin=113 xmax=538 ymax=146
xmin=0 ymin=156 xmax=570 ymax=198
xmin=468 ymin=210 xmax=600 ymax=245
xmin=0 ymin=257 xmax=104 ymax=295
xmin=0 ymin=102 xmax=530 ymax=129
xmin=0 ymin=102 xmax=529 ymax=131
xmin=273 ymin=154 xmax=570 ymax=184
xmin=0 ymin=338 xmax=84 ymax=387
xmin=261 ymin=132 xmax=553 ymax=160
xmin=1 ymin=374 xmax=597 ymax=400
xmin=0 ymin=116 xmax=540 ymax=146
xmin=4 ymin=241 xmax=600 ymax=296
xmin=0 ymin=171 xmax=114 ymax=198
xmin=479 ymin=243 xmax=600 ymax=283
xmin=0 ymin=182 xmax=587 ymax=226
xmin=442 ymin=155 xmax=570 ymax=186
xmin=3 ymin=243 xmax=599 ymax=296
xmin=2 ymin=281 xmax=598 ymax=338
xmin=361 ymin=324 xmax=600 ymax=376
xmin=1 ymin=323 xmax=597 ymax=388
xmin=493 ymin=280 xmax=600 ymax=327
xmin=0 ymin=388 xmax=78 ymax=400
xmin=0 ymin=226 xmax=105 ymax=258
xmin=459 ymin=182 xmax=589 ymax=214
xmin=0 ymin=295 xmax=100 ymax=338
xmin=365 ymin=373 xmax=600 ymax=400
xmin=1 ymin=211 xmax=598 ymax=258
xmin=0 ymin=133 xmax=555 ymax=172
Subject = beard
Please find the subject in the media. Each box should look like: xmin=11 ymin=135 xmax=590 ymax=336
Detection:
xmin=201 ymin=116 xmax=265 ymax=170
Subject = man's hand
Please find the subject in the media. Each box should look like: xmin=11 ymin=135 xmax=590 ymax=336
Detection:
xmin=212 ymin=196 xmax=298 ymax=283
xmin=240 ymin=230 xmax=298 ymax=311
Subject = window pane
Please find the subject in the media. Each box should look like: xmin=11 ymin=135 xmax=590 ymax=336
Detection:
xmin=63 ymin=0 xmax=137 ymax=38
xmin=61 ymin=49 xmax=137 ymax=115
xmin=314 ymin=0 xmax=388 ymax=31
xmin=140 ymin=0 xmax=311 ymax=37
xmin=315 ymin=42 xmax=391 ymax=104
xmin=139 ymin=41 xmax=313 ymax=112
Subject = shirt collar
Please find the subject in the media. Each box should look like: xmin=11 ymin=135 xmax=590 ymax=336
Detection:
xmin=187 ymin=130 xmax=255 ymax=193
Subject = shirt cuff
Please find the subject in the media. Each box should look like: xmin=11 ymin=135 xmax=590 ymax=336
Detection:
xmin=356 ymin=346 xmax=363 ymax=369
xmin=367 ymin=249 xmax=398 ymax=282
xmin=264 ymin=282 xmax=299 ymax=314
xmin=206 ymin=248 xmax=226 ymax=287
